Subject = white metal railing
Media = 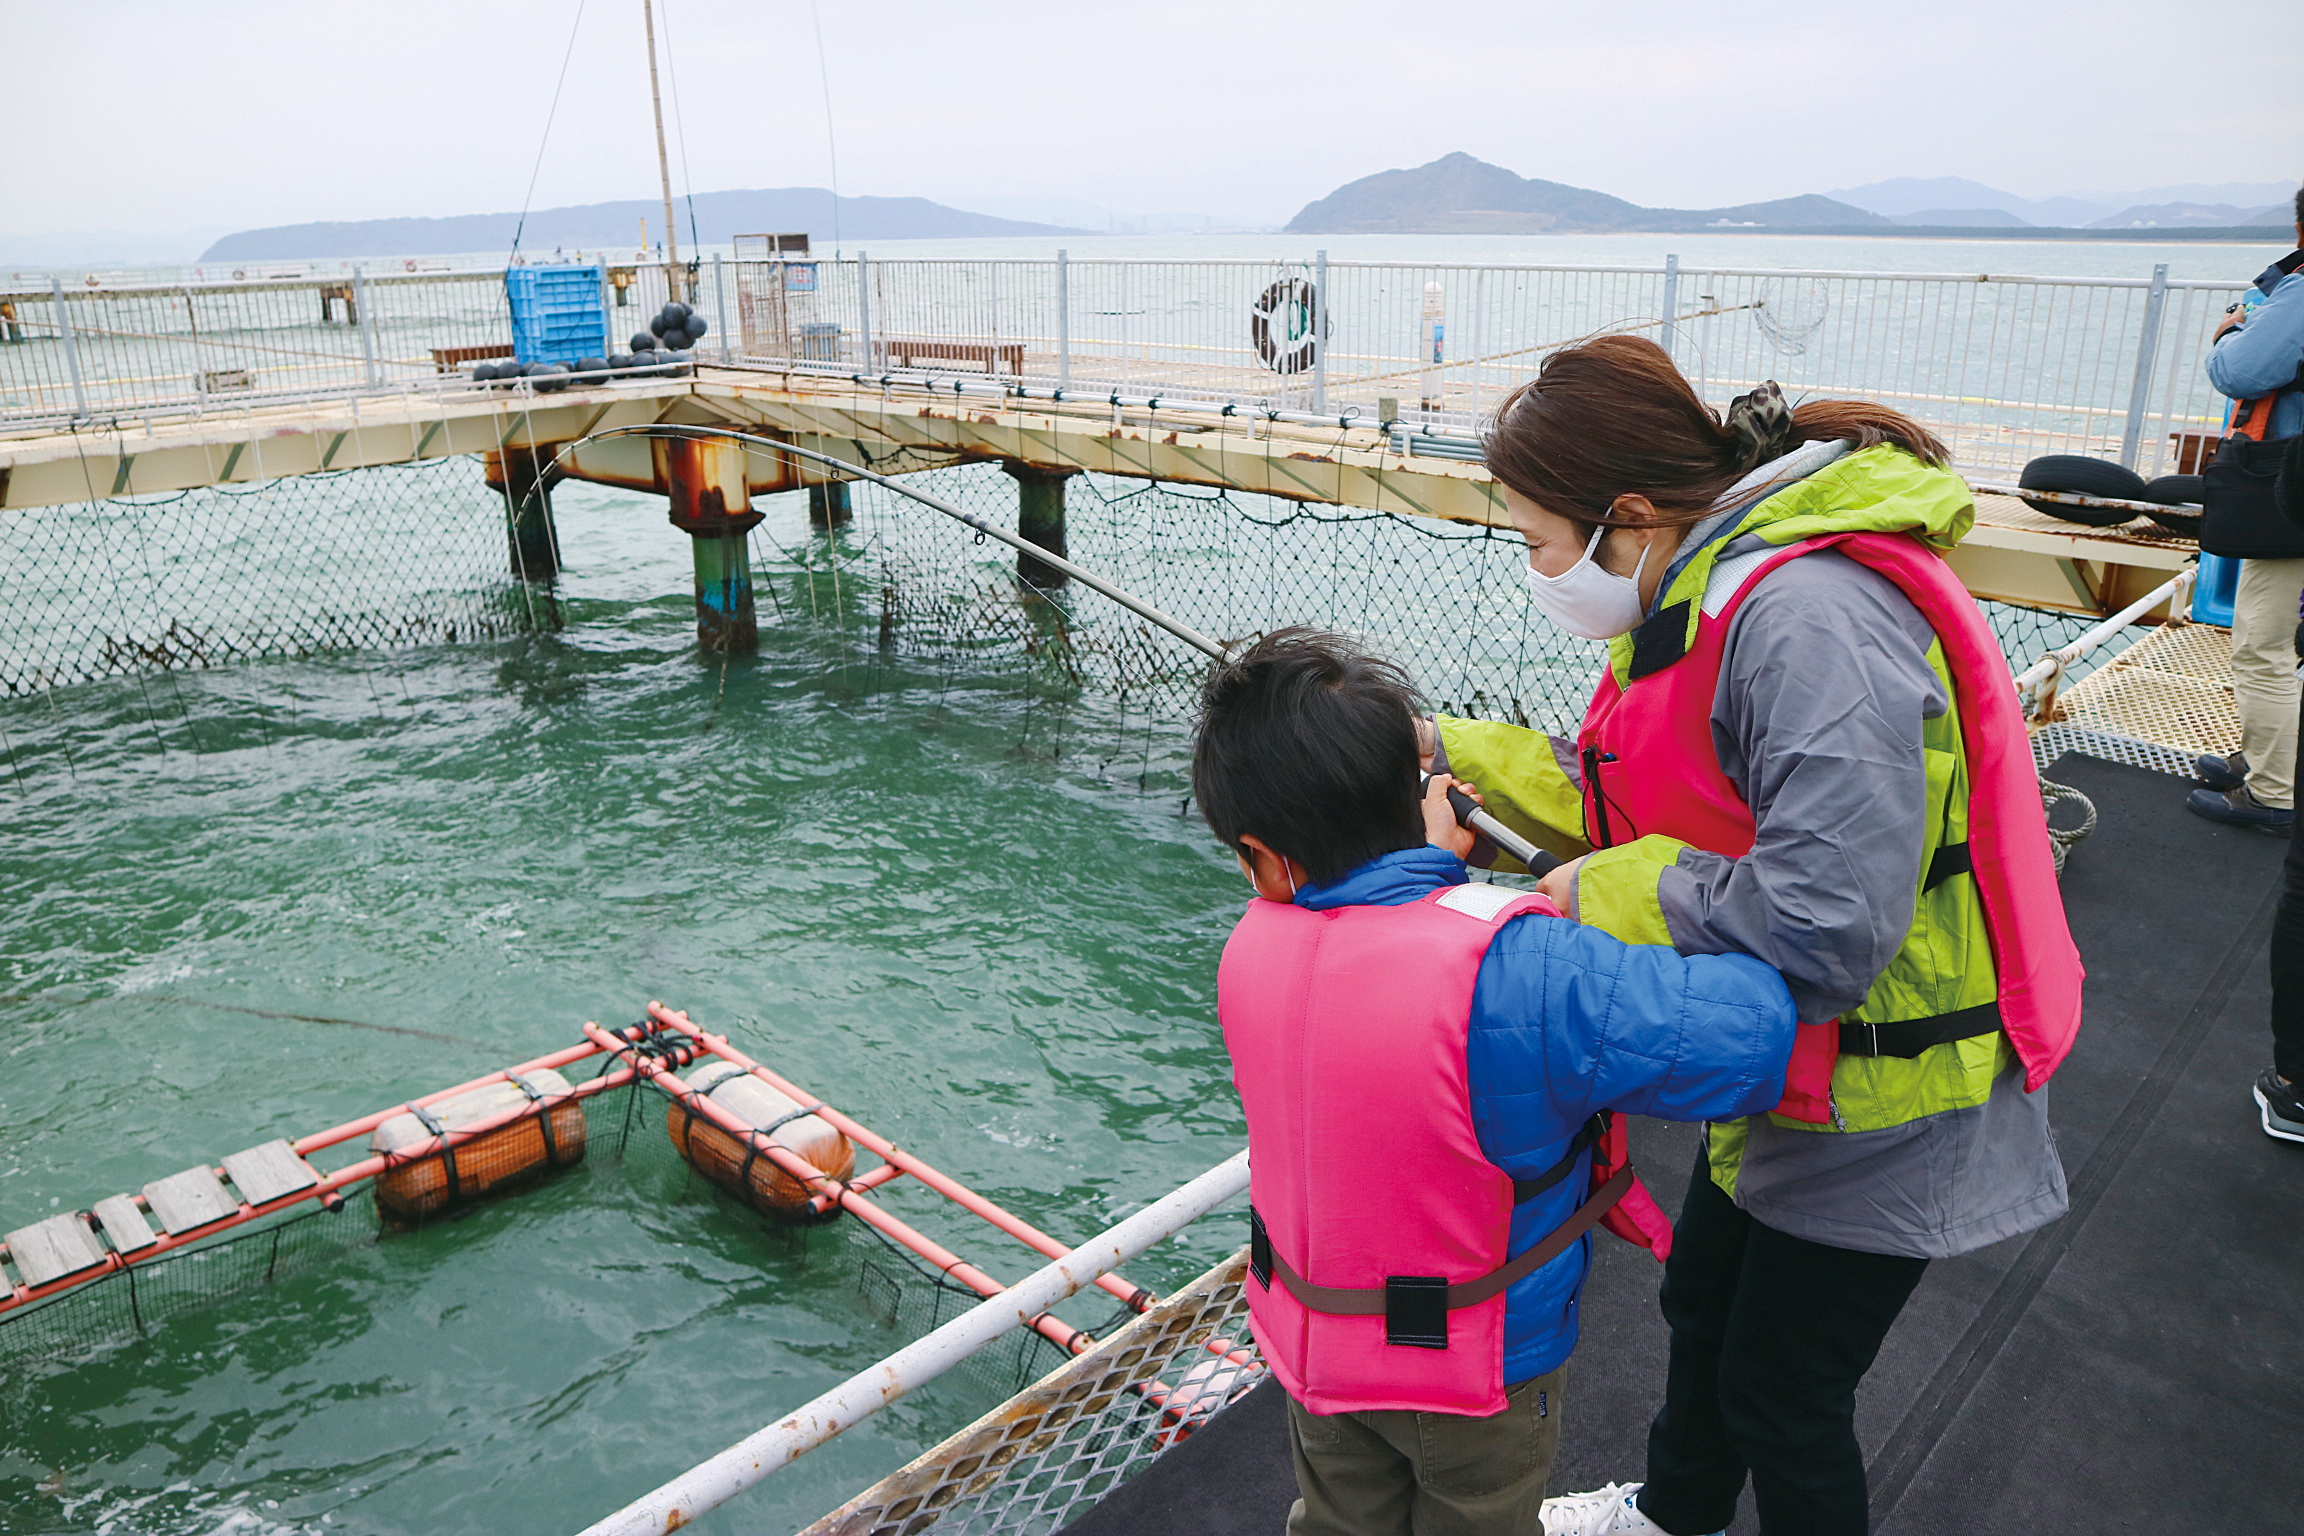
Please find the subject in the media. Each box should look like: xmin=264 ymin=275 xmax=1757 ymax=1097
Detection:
xmin=3 ymin=256 xmax=2250 ymax=479
xmin=573 ymin=1148 xmax=1252 ymax=1536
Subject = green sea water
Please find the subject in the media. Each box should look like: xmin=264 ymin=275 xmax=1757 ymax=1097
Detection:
xmin=0 ymin=481 xmax=1254 ymax=1535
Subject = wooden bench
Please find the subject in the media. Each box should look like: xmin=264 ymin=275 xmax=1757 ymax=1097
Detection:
xmin=880 ymin=338 xmax=1027 ymax=377
xmin=431 ymin=343 xmax=517 ymax=374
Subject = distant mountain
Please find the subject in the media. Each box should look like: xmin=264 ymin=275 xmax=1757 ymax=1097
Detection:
xmin=1890 ymin=208 xmax=2031 ymax=228
xmin=2087 ymin=201 xmax=2292 ymax=230
xmin=199 ymin=188 xmax=1082 ymax=261
xmin=1284 ymin=154 xmax=1888 ymax=235
xmin=1828 ymin=177 xmax=2111 ymax=227
xmin=1833 ymin=176 xmax=2300 ymax=231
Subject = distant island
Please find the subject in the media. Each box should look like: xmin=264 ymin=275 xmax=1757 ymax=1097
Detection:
xmin=1286 ymin=154 xmax=2291 ymax=239
xmin=200 ymin=187 xmax=1082 ymax=262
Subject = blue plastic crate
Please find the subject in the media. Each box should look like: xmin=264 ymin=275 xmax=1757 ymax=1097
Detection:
xmin=507 ymin=265 xmax=608 ymax=366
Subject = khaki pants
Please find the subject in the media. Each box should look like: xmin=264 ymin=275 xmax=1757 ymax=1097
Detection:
xmin=1284 ymin=1368 xmax=1568 ymax=1536
xmin=2234 ymin=557 xmax=2304 ymax=810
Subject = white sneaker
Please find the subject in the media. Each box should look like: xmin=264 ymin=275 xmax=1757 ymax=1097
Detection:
xmin=1537 ymin=1482 xmax=1721 ymax=1536
xmin=1538 ymin=1482 xmax=1668 ymax=1536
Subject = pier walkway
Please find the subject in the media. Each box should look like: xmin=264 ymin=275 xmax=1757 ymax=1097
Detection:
xmin=1067 ymin=752 xmax=2299 ymax=1536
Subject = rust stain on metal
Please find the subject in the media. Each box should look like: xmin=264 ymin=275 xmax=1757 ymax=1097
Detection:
xmin=663 ymin=1509 xmax=688 ymax=1532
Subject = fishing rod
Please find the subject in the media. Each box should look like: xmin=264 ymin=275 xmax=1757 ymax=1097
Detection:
xmin=555 ymin=424 xmax=1561 ymax=877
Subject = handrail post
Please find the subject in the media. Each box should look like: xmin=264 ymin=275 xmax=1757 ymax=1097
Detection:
xmin=50 ymin=275 xmax=88 ymax=420
xmin=1311 ymin=249 xmax=1331 ymax=413
xmin=1659 ymin=253 xmax=1681 ymax=361
xmin=353 ymin=265 xmax=380 ymax=386
xmin=713 ymin=252 xmax=731 ymax=364
xmin=2118 ymin=262 xmax=2171 ymax=471
xmin=856 ymin=250 xmax=873 ymax=372
xmin=1056 ymin=248 xmax=1070 ymax=391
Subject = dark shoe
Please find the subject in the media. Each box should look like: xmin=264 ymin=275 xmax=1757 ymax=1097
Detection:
xmin=2186 ymin=784 xmax=2295 ymax=835
xmin=2193 ymin=751 xmax=2248 ymax=792
xmin=2256 ymin=1068 xmax=2304 ymax=1144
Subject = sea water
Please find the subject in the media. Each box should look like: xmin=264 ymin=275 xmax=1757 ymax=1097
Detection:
xmin=0 ymin=481 xmax=1253 ymax=1535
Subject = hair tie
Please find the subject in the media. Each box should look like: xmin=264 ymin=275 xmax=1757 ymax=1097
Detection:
xmin=1724 ymin=381 xmax=1797 ymax=473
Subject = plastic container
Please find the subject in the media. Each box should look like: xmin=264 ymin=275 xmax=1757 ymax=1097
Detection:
xmin=2193 ymin=552 xmax=2240 ymax=626
xmin=507 ymin=265 xmax=609 ymax=367
xmin=667 ymin=1059 xmax=854 ymax=1222
xmin=370 ymin=1068 xmax=586 ymax=1222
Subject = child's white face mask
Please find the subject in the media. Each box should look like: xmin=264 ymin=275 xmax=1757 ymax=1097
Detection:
xmin=1523 ymin=523 xmax=1650 ymax=641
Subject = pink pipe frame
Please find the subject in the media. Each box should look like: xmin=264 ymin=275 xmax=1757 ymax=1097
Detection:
xmin=1 ymin=1039 xmax=635 ymax=1317
xmin=581 ymin=1021 xmax=1097 ymax=1358
xmin=648 ymin=1002 xmax=1156 ymax=1315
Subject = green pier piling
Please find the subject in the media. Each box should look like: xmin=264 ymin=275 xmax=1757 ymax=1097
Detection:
xmin=690 ymin=530 xmax=757 ymax=655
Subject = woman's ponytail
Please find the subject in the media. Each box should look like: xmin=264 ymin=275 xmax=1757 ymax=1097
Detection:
xmin=1484 ymin=334 xmax=1948 ymax=529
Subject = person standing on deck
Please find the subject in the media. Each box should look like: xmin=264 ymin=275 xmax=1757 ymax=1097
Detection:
xmin=1421 ymin=336 xmax=2085 ymax=1536
xmin=2189 ymin=188 xmax=2304 ymax=838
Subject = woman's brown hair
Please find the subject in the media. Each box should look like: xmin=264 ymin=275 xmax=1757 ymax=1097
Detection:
xmin=1482 ymin=333 xmax=1948 ymax=529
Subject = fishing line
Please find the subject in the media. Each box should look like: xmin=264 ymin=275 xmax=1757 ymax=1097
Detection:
xmin=552 ymin=424 xmax=1554 ymax=872
xmin=807 ymin=0 xmax=843 ymax=253
xmin=0 ymin=990 xmax=478 ymax=1047
xmin=509 ymin=0 xmax=591 ymax=266
xmin=657 ymin=0 xmax=704 ymax=263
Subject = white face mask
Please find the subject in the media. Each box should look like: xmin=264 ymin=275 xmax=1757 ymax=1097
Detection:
xmin=1523 ymin=524 xmax=1650 ymax=640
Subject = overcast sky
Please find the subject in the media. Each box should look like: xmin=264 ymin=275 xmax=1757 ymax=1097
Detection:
xmin=6 ymin=0 xmax=2299 ymax=244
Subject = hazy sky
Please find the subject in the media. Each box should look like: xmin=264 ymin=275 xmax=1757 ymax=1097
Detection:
xmin=5 ymin=0 xmax=2299 ymax=242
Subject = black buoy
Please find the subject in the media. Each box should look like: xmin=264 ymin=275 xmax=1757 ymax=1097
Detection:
xmin=534 ymin=363 xmax=573 ymax=393
xmin=631 ymin=331 xmax=658 ymax=352
xmin=648 ymin=312 xmax=669 ymax=336
xmin=684 ymin=315 xmax=708 ymax=341
xmin=664 ymin=330 xmax=693 ymax=351
xmin=472 ymin=362 xmax=498 ymax=382
xmin=663 ymin=301 xmax=691 ymax=326
xmin=609 ymin=352 xmax=634 ymax=371
xmin=575 ymin=357 xmax=607 ymax=384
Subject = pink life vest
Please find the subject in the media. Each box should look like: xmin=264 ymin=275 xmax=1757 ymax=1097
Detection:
xmin=1220 ymin=882 xmax=1657 ymax=1416
xmin=1576 ymin=530 xmax=2084 ymax=1123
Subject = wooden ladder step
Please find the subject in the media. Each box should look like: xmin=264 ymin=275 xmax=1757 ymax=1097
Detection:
xmin=91 ymin=1195 xmax=157 ymax=1255
xmin=221 ymin=1140 xmax=320 ymax=1208
xmin=5 ymin=1213 xmax=108 ymax=1288
xmin=141 ymin=1166 xmax=238 ymax=1236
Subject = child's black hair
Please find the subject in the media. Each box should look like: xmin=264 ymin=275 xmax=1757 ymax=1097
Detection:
xmin=1191 ymin=627 xmax=1427 ymax=885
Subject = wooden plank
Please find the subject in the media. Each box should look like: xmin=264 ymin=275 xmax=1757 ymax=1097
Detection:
xmin=141 ymin=1166 xmax=238 ymax=1235
xmin=91 ymin=1195 xmax=156 ymax=1255
xmin=221 ymin=1140 xmax=319 ymax=1207
xmin=5 ymin=1213 xmax=107 ymax=1288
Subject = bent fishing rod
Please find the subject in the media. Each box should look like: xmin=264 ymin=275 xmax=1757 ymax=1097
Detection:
xmin=556 ymin=423 xmax=1560 ymax=877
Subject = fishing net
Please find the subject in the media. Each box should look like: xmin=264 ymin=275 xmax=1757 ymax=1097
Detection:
xmin=0 ymin=456 xmax=547 ymax=698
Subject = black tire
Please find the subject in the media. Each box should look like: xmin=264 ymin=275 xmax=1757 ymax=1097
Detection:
xmin=2140 ymin=474 xmax=2205 ymax=536
xmin=2017 ymin=455 xmax=2149 ymax=526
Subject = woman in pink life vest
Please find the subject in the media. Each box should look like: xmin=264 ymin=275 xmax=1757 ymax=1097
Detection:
xmin=1424 ymin=336 xmax=2084 ymax=1536
xmin=1196 ymin=628 xmax=1797 ymax=1536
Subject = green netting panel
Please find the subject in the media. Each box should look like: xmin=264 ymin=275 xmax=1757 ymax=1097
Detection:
xmin=0 ymin=457 xmax=547 ymax=697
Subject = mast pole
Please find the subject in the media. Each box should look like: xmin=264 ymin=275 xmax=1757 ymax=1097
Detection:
xmin=642 ymin=0 xmax=681 ymax=302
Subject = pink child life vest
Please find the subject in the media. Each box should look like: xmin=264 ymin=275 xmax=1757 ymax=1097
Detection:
xmin=1223 ymin=881 xmax=1611 ymax=1417
xmin=1576 ymin=531 xmax=2085 ymax=1122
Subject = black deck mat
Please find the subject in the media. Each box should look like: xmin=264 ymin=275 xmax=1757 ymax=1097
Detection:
xmin=1064 ymin=755 xmax=2302 ymax=1534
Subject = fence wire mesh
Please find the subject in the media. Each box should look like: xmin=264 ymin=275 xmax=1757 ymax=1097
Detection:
xmin=800 ymin=1248 xmax=1262 ymax=1536
xmin=0 ymin=456 xmax=546 ymax=697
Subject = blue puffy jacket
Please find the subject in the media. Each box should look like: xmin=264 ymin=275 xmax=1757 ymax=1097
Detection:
xmin=1292 ymin=845 xmax=1795 ymax=1384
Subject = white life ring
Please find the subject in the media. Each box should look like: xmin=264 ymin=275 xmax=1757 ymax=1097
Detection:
xmin=1251 ymin=277 xmax=1326 ymax=376
xmin=233 ymin=269 xmax=246 ymax=280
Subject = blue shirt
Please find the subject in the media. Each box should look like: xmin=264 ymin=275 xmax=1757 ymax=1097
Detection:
xmin=2207 ymin=251 xmax=2304 ymax=441
xmin=1291 ymin=846 xmax=1794 ymax=1383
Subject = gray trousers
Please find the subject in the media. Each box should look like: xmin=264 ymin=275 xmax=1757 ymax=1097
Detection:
xmin=1283 ymin=1367 xmax=1568 ymax=1536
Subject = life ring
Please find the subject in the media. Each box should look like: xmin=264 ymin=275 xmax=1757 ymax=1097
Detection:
xmin=233 ymin=269 xmax=245 ymax=280
xmin=1251 ymin=277 xmax=1325 ymax=376
xmin=84 ymin=274 xmax=100 ymax=287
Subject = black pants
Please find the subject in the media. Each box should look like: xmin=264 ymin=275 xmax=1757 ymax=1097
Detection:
xmin=1636 ymin=1149 xmax=1928 ymax=1536
xmin=2276 ymin=703 xmax=2304 ymax=1083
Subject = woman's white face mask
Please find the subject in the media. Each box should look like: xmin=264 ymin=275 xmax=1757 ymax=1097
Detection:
xmin=1523 ymin=523 xmax=1650 ymax=640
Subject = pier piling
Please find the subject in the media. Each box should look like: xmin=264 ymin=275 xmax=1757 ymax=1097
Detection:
xmin=807 ymin=481 xmax=852 ymax=528
xmin=484 ymin=446 xmax=563 ymax=581
xmin=658 ymin=434 xmax=762 ymax=654
xmin=1004 ymin=462 xmax=1075 ymax=591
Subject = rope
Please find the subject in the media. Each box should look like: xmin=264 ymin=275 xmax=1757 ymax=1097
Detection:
xmin=807 ymin=0 xmax=843 ymax=253
xmin=508 ymin=0 xmax=590 ymax=266
xmin=657 ymin=0 xmax=705 ymax=265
